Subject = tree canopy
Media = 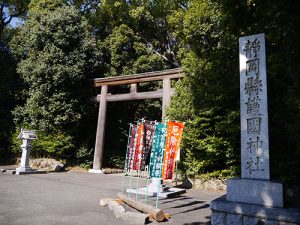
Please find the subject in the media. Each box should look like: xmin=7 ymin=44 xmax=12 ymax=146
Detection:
xmin=0 ymin=0 xmax=299 ymax=183
xmin=9 ymin=0 xmax=98 ymax=159
xmin=168 ymin=0 xmax=300 ymax=182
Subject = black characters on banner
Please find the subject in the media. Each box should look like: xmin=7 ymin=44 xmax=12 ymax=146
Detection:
xmin=149 ymin=122 xmax=167 ymax=178
xmin=126 ymin=124 xmax=137 ymax=171
xmin=133 ymin=122 xmax=145 ymax=170
xmin=141 ymin=121 xmax=156 ymax=171
xmin=125 ymin=120 xmax=184 ymax=180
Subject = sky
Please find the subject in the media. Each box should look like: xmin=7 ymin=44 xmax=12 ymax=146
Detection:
xmin=3 ymin=7 xmax=24 ymax=28
xmin=10 ymin=17 xmax=22 ymax=28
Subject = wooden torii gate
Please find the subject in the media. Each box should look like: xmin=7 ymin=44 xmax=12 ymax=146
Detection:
xmin=89 ymin=68 xmax=184 ymax=173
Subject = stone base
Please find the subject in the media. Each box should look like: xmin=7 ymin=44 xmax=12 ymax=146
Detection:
xmin=127 ymin=187 xmax=186 ymax=198
xmin=16 ymin=170 xmax=47 ymax=175
xmin=227 ymin=178 xmax=283 ymax=207
xmin=211 ymin=196 xmax=300 ymax=225
xmin=88 ymin=169 xmax=103 ymax=174
xmin=147 ymin=178 xmax=169 ymax=193
xmin=5 ymin=170 xmax=16 ymax=174
xmin=16 ymin=166 xmax=32 ymax=174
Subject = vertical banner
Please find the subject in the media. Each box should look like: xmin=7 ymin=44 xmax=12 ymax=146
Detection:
xmin=162 ymin=121 xmax=184 ymax=180
xmin=141 ymin=121 xmax=155 ymax=171
xmin=150 ymin=123 xmax=167 ymax=178
xmin=133 ymin=122 xmax=145 ymax=170
xmin=126 ymin=124 xmax=137 ymax=171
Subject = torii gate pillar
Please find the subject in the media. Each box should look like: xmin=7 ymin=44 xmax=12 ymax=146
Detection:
xmin=162 ymin=77 xmax=171 ymax=120
xmin=89 ymin=85 xmax=107 ymax=173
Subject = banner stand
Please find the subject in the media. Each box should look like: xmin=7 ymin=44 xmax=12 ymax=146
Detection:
xmin=175 ymin=148 xmax=180 ymax=187
xmin=125 ymin=119 xmax=186 ymax=199
xmin=121 ymin=124 xmax=133 ymax=194
xmin=124 ymin=171 xmax=177 ymax=199
xmin=126 ymin=178 xmax=186 ymax=198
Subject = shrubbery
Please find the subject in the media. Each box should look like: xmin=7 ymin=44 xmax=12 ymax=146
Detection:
xmin=11 ymin=129 xmax=75 ymax=160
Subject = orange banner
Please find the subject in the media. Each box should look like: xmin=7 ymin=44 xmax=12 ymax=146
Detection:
xmin=162 ymin=121 xmax=184 ymax=180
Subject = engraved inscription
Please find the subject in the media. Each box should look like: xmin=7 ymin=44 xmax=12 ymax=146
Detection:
xmin=240 ymin=34 xmax=269 ymax=180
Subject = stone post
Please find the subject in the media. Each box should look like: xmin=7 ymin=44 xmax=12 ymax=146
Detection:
xmin=207 ymin=33 xmax=300 ymax=225
xmin=226 ymin=33 xmax=283 ymax=208
xmin=16 ymin=129 xmax=37 ymax=174
xmin=160 ymin=78 xmax=171 ymax=194
xmin=19 ymin=139 xmax=32 ymax=171
xmin=162 ymin=77 xmax=171 ymax=120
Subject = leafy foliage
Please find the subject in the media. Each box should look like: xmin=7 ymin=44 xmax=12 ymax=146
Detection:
xmin=168 ymin=0 xmax=300 ymax=183
xmin=11 ymin=129 xmax=75 ymax=159
xmin=167 ymin=0 xmax=240 ymax=178
xmin=168 ymin=78 xmax=240 ymax=178
xmin=9 ymin=0 xmax=98 ymax=160
xmin=99 ymin=23 xmax=166 ymax=76
xmin=86 ymin=0 xmax=185 ymax=165
xmin=218 ymin=0 xmax=300 ymax=183
xmin=76 ymin=145 xmax=93 ymax=169
xmin=0 ymin=35 xmax=18 ymax=161
xmin=0 ymin=7 xmax=22 ymax=161
xmin=11 ymin=0 xmax=98 ymax=131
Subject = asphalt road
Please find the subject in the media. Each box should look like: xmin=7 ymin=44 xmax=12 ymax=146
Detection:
xmin=0 ymin=172 xmax=224 ymax=225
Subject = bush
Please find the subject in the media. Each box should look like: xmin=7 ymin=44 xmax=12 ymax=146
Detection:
xmin=104 ymin=154 xmax=125 ymax=169
xmin=76 ymin=145 xmax=93 ymax=169
xmin=11 ymin=129 xmax=75 ymax=161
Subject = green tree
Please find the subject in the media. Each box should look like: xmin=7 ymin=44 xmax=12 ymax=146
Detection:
xmin=0 ymin=0 xmax=29 ymax=161
xmin=168 ymin=0 xmax=300 ymax=183
xmin=0 ymin=29 xmax=19 ymax=162
xmin=76 ymin=0 xmax=187 ymax=73
xmin=74 ymin=0 xmax=187 ymax=167
xmin=10 ymin=0 xmax=98 ymax=160
xmin=167 ymin=0 xmax=240 ymax=178
xmin=99 ymin=23 xmax=166 ymax=76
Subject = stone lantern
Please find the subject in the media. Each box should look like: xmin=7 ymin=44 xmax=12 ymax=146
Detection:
xmin=16 ymin=129 xmax=37 ymax=175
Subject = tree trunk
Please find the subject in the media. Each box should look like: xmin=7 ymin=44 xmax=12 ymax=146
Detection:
xmin=117 ymin=193 xmax=165 ymax=222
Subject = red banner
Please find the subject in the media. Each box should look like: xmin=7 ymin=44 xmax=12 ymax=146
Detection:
xmin=162 ymin=121 xmax=184 ymax=180
xmin=133 ymin=122 xmax=145 ymax=170
xmin=126 ymin=124 xmax=137 ymax=171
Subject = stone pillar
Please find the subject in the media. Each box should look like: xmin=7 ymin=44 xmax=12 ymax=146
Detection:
xmin=90 ymin=85 xmax=108 ymax=173
xmin=157 ymin=77 xmax=170 ymax=194
xmin=240 ymin=33 xmax=270 ymax=180
xmin=17 ymin=139 xmax=33 ymax=173
xmin=162 ymin=77 xmax=171 ymax=120
xmin=210 ymin=33 xmax=288 ymax=225
xmin=225 ymin=33 xmax=283 ymax=208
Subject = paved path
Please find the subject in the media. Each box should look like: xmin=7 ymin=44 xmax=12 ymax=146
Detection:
xmin=0 ymin=172 xmax=224 ymax=225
